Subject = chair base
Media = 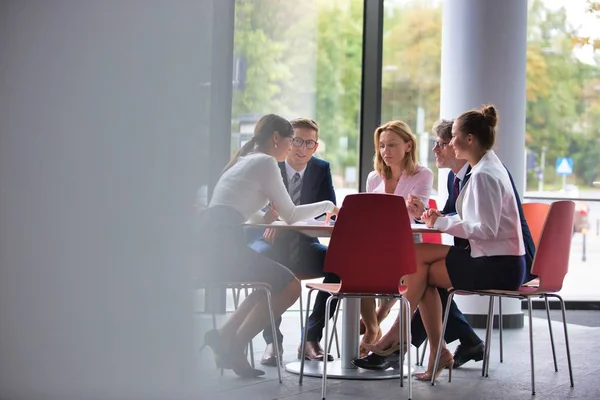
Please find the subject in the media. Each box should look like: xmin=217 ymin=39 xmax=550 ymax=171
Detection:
xmin=286 ymin=360 xmax=413 ymax=380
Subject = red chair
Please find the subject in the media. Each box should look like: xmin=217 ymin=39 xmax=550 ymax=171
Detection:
xmin=298 ymin=193 xmax=417 ymax=400
xmin=421 ymin=198 xmax=442 ymax=244
xmin=431 ymin=201 xmax=575 ymax=395
xmin=495 ymin=202 xmax=551 ymax=365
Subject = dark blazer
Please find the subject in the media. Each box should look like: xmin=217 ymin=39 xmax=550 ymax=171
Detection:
xmin=277 ymin=157 xmax=336 ymax=244
xmin=446 ymin=165 xmax=536 ymax=280
xmin=279 ymin=157 xmax=336 ymax=211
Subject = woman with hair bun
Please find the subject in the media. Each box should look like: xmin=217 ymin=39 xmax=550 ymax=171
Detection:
xmin=353 ymin=105 xmax=526 ymax=382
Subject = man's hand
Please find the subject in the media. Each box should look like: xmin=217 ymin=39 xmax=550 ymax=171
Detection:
xmin=406 ymin=194 xmax=426 ymax=220
xmin=421 ymin=208 xmax=442 ymax=228
xmin=263 ymin=228 xmax=279 ymax=245
xmin=325 ymin=206 xmax=339 ymax=223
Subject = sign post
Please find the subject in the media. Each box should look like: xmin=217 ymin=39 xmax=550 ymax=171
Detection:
xmin=555 ymin=157 xmax=573 ymax=191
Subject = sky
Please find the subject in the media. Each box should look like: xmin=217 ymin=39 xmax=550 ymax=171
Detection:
xmin=544 ymin=0 xmax=599 ymax=64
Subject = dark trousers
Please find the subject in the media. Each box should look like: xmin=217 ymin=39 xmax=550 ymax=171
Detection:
xmin=249 ymin=237 xmax=338 ymax=345
xmin=411 ymin=288 xmax=482 ymax=348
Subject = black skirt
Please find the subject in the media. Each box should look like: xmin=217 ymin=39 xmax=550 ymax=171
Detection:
xmin=196 ymin=205 xmax=295 ymax=294
xmin=445 ymin=246 xmax=526 ymax=291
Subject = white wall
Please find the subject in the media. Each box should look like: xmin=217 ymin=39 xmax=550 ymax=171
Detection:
xmin=0 ymin=1 xmax=213 ymax=398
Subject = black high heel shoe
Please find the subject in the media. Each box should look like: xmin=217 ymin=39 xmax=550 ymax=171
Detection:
xmin=200 ymin=329 xmax=265 ymax=378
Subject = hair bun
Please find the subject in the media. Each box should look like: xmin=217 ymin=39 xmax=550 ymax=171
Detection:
xmin=481 ymin=105 xmax=498 ymax=128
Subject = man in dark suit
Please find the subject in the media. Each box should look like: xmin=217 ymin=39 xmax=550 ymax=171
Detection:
xmin=353 ymin=119 xmax=536 ymax=371
xmin=249 ymin=118 xmax=339 ymax=366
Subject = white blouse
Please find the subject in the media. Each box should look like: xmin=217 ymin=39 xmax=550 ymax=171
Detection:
xmin=434 ymin=151 xmax=525 ymax=258
xmin=209 ymin=152 xmax=335 ymax=224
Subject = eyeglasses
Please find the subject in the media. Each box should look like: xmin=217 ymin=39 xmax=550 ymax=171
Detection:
xmin=292 ymin=137 xmax=318 ymax=149
xmin=433 ymin=141 xmax=450 ymax=150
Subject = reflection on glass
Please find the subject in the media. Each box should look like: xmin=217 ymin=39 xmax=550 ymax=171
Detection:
xmin=382 ymin=0 xmax=442 ymax=186
xmin=230 ymin=0 xmax=364 ymax=191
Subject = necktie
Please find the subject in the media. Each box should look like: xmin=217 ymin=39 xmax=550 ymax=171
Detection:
xmin=452 ymin=176 xmax=461 ymax=203
xmin=289 ymin=173 xmax=302 ymax=265
xmin=290 ymin=173 xmax=302 ymax=205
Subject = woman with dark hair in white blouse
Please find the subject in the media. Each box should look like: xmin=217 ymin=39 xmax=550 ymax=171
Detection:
xmin=198 ymin=114 xmax=338 ymax=377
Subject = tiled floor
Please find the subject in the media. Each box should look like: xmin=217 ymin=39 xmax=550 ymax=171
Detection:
xmin=197 ymin=308 xmax=599 ymax=400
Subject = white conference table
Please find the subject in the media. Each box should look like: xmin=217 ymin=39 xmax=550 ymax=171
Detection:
xmin=245 ymin=221 xmax=440 ymax=380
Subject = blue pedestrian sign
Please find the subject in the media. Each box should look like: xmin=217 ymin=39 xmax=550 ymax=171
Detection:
xmin=556 ymin=157 xmax=573 ymax=175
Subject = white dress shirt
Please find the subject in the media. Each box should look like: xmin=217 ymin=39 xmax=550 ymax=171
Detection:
xmin=434 ymin=150 xmax=525 ymax=258
xmin=285 ymin=160 xmax=307 ymax=184
xmin=209 ymin=152 xmax=335 ymax=224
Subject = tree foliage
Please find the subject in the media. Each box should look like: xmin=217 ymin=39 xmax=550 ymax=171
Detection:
xmin=231 ymin=0 xmax=600 ymax=188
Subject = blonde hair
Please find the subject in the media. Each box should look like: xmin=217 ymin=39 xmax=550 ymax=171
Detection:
xmin=373 ymin=120 xmax=418 ymax=179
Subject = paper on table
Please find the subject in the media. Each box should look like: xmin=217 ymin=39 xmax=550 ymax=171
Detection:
xmin=266 ymin=219 xmax=332 ymax=226
xmin=410 ymin=223 xmax=436 ymax=231
xmin=292 ymin=218 xmax=333 ymax=226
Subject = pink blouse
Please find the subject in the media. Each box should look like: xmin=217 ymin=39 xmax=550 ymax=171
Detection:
xmin=366 ymin=165 xmax=433 ymax=206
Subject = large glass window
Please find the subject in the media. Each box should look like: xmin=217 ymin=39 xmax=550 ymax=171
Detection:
xmin=230 ymin=0 xmax=364 ymax=199
xmin=525 ymin=0 xmax=600 ymax=301
xmin=381 ymin=0 xmax=442 ymax=190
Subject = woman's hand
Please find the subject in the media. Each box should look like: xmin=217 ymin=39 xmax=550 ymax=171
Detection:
xmin=421 ymin=208 xmax=442 ymax=228
xmin=263 ymin=204 xmax=280 ymax=224
xmin=325 ymin=206 xmax=339 ymax=223
xmin=406 ymin=194 xmax=425 ymax=220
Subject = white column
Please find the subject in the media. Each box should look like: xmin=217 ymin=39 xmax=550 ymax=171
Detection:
xmin=439 ymin=0 xmax=528 ymax=327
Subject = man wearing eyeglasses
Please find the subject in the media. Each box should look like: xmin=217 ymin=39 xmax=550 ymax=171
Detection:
xmin=250 ymin=117 xmax=338 ymax=366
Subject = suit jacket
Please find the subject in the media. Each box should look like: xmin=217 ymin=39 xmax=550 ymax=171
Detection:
xmin=445 ymin=165 xmax=536 ymax=280
xmin=277 ymin=157 xmax=336 ymax=245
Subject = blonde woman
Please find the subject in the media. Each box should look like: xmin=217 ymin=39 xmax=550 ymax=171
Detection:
xmin=359 ymin=120 xmax=433 ymax=357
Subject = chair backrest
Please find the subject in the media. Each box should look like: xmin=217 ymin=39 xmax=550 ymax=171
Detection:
xmin=531 ymin=200 xmax=575 ymax=292
xmin=522 ymin=202 xmax=551 ymax=247
xmin=422 ymin=198 xmax=442 ymax=244
xmin=324 ymin=193 xmax=417 ymax=294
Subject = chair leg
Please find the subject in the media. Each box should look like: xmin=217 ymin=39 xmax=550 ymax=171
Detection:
xmin=244 ymin=287 xmax=255 ymax=368
xmin=329 ymin=301 xmax=341 ymax=359
xmin=299 ymin=289 xmax=315 ymax=385
xmin=431 ymin=291 xmax=454 ymax=386
xmin=482 ymin=296 xmax=495 ymax=377
xmin=401 ymin=297 xmax=413 ymax=399
xmin=544 ymin=295 xmax=558 ymax=372
xmin=415 ymin=346 xmax=419 ymax=366
xmin=526 ymin=296 xmax=536 ymax=395
xmin=322 ymin=295 xmax=336 ymax=400
xmin=399 ymin=297 xmax=404 ymax=388
xmin=499 ymin=297 xmax=503 ymax=363
xmin=232 ymin=287 xmax=240 ymax=309
xmin=262 ymin=286 xmax=282 ymax=383
xmin=552 ymin=294 xmax=574 ymax=387
xmin=407 ymin=298 xmax=413 ymax=399
xmin=419 ymin=340 xmax=428 ymax=366
xmin=209 ymin=296 xmax=221 ymax=374
xmin=299 ymin=287 xmax=304 ymax=332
